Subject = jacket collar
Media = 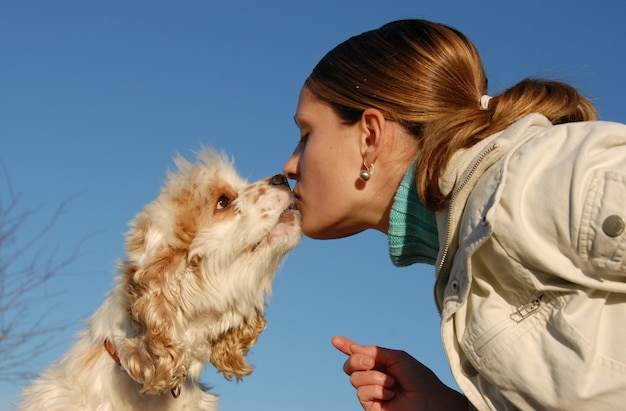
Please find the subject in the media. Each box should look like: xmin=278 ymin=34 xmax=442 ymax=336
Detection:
xmin=433 ymin=114 xmax=553 ymax=311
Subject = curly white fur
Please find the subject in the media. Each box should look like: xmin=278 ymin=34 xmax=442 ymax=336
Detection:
xmin=18 ymin=148 xmax=301 ymax=410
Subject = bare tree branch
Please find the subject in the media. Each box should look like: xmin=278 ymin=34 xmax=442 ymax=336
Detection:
xmin=0 ymin=162 xmax=81 ymax=383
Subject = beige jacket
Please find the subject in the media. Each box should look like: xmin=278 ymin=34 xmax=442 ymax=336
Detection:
xmin=435 ymin=114 xmax=626 ymax=410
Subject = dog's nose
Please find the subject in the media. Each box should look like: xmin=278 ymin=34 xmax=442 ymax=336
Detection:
xmin=269 ymin=174 xmax=289 ymax=187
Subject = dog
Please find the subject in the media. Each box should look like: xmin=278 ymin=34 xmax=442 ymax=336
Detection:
xmin=18 ymin=147 xmax=301 ymax=410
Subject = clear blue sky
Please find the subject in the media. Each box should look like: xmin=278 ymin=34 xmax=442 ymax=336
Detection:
xmin=1 ymin=1 xmax=624 ymax=410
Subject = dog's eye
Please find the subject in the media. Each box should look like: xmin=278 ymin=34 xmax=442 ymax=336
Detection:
xmin=216 ymin=195 xmax=231 ymax=210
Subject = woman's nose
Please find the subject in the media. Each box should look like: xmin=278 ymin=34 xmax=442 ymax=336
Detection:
xmin=283 ymin=152 xmax=299 ymax=180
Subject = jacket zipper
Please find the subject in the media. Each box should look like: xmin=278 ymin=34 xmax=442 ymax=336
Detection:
xmin=510 ymin=294 xmax=544 ymax=323
xmin=435 ymin=143 xmax=499 ymax=313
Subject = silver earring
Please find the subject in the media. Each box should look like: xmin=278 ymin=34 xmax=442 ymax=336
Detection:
xmin=359 ymin=162 xmax=374 ymax=181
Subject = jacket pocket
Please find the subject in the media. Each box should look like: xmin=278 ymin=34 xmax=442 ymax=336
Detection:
xmin=579 ymin=170 xmax=626 ymax=272
xmin=462 ymin=292 xmax=550 ymax=365
xmin=462 ymin=293 xmax=626 ymax=409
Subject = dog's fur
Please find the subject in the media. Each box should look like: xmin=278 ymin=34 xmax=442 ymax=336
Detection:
xmin=18 ymin=148 xmax=301 ymax=410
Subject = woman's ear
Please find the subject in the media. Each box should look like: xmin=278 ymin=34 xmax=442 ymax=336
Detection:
xmin=359 ymin=108 xmax=387 ymax=166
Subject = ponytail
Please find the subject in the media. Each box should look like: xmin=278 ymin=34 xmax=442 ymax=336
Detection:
xmin=418 ymin=78 xmax=597 ymax=210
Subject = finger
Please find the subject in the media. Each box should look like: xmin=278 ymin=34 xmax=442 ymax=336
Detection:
xmin=343 ymin=344 xmax=385 ymax=375
xmin=350 ymin=369 xmax=395 ymax=390
xmin=350 ymin=344 xmax=411 ymax=373
xmin=331 ymin=335 xmax=360 ymax=356
xmin=355 ymin=383 xmax=396 ymax=403
xmin=348 ymin=343 xmax=378 ymax=359
xmin=343 ymin=352 xmax=376 ymax=375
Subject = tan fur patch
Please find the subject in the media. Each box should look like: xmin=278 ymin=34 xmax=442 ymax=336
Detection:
xmin=82 ymin=346 xmax=103 ymax=369
xmin=211 ymin=182 xmax=239 ymax=223
xmin=126 ymin=219 xmax=151 ymax=256
xmin=210 ymin=316 xmax=267 ymax=381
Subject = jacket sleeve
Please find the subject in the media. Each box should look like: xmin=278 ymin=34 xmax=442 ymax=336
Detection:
xmin=577 ymin=161 xmax=626 ymax=280
xmin=569 ymin=121 xmax=626 ymax=287
xmin=495 ymin=120 xmax=626 ymax=292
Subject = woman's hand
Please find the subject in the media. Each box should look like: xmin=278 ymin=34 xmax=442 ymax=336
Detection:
xmin=331 ymin=336 xmax=468 ymax=411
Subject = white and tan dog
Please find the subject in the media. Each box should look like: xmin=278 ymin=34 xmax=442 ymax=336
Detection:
xmin=19 ymin=148 xmax=301 ymax=410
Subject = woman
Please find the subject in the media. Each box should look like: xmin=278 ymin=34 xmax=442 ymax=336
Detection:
xmin=283 ymin=19 xmax=626 ymax=410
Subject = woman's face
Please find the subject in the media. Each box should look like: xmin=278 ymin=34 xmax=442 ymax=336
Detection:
xmin=283 ymin=87 xmax=368 ymax=239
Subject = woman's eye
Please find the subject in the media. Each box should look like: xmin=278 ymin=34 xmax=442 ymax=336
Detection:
xmin=216 ymin=195 xmax=231 ymax=210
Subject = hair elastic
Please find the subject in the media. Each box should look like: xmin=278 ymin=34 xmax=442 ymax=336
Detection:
xmin=480 ymin=95 xmax=492 ymax=110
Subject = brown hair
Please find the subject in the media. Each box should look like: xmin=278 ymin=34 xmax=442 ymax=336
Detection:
xmin=305 ymin=19 xmax=597 ymax=210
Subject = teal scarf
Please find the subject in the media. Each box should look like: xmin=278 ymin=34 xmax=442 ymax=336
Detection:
xmin=388 ymin=163 xmax=439 ymax=266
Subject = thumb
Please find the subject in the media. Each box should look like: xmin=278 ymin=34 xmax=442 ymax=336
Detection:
xmin=348 ymin=342 xmax=378 ymax=358
xmin=331 ymin=335 xmax=361 ymax=356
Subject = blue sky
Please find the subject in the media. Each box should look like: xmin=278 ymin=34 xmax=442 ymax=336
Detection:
xmin=1 ymin=1 xmax=624 ymax=410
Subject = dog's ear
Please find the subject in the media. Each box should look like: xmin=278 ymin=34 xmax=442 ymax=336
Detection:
xmin=210 ymin=315 xmax=267 ymax=381
xmin=119 ymin=221 xmax=189 ymax=394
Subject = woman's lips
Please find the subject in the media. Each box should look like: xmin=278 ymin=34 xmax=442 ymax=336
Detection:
xmin=292 ymin=192 xmax=302 ymax=210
